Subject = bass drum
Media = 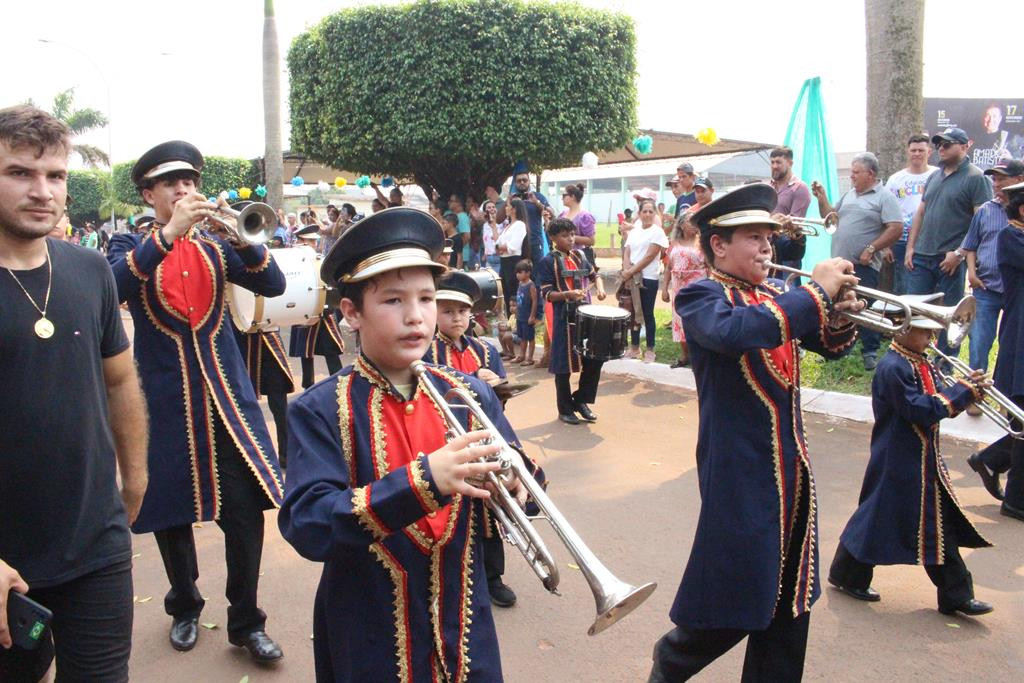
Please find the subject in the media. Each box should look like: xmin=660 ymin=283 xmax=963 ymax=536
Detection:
xmin=228 ymin=246 xmax=328 ymax=332
xmin=465 ymin=268 xmax=504 ymax=315
xmin=575 ymin=305 xmax=630 ymax=361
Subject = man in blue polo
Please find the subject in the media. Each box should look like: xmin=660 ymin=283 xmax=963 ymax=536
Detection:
xmin=509 ymin=161 xmax=550 ymax=267
xmin=904 ymin=127 xmax=993 ymax=355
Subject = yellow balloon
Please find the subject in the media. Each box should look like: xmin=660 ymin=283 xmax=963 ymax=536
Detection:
xmin=238 ymin=187 xmax=252 ymax=199
xmin=696 ymin=128 xmax=719 ymax=146
xmin=334 ymin=176 xmax=347 ymax=189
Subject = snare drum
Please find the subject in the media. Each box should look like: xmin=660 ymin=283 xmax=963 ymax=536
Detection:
xmin=465 ymin=268 xmax=504 ymax=315
xmin=228 ymin=246 xmax=328 ymax=332
xmin=575 ymin=305 xmax=630 ymax=361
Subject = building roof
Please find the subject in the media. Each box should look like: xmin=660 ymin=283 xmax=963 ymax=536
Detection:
xmin=595 ymin=129 xmax=773 ymax=164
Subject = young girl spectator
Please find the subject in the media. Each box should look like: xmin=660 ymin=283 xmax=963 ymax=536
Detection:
xmin=661 ymin=213 xmax=706 ymax=367
xmin=512 ymin=260 xmax=539 ymax=365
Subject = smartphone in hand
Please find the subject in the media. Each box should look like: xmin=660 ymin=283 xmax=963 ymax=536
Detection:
xmin=7 ymin=591 xmax=52 ymax=650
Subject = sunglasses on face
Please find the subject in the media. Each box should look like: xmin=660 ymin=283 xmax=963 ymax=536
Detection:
xmin=936 ymin=141 xmax=959 ymax=150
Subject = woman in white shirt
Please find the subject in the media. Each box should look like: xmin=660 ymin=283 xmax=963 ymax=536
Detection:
xmin=481 ymin=200 xmax=502 ymax=271
xmin=621 ymin=199 xmax=668 ymax=362
xmin=497 ymin=198 xmax=529 ymax=314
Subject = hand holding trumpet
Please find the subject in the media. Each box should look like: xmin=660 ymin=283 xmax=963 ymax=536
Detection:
xmin=162 ymin=191 xmax=215 ymax=243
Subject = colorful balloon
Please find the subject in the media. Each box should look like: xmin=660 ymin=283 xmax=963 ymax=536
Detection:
xmin=355 ymin=175 xmax=371 ymax=189
xmin=632 ymin=135 xmax=653 ymax=155
xmin=381 ymin=176 xmax=394 ymax=188
xmin=581 ymin=151 xmax=599 ymax=169
xmin=227 ymin=189 xmax=239 ymax=200
xmin=255 ymin=185 xmax=267 ymax=198
xmin=238 ymin=187 xmax=252 ymax=199
xmin=696 ymin=128 xmax=719 ymax=146
xmin=291 ymin=176 xmax=305 ymax=186
xmin=334 ymin=176 xmax=347 ymax=188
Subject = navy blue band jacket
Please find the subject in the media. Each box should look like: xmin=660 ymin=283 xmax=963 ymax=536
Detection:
xmin=536 ymin=248 xmax=596 ymax=375
xmin=279 ymin=356 xmax=519 ymax=682
xmin=839 ymin=343 xmax=990 ymax=565
xmin=423 ymin=333 xmax=506 ymax=380
xmin=107 ymin=227 xmax=286 ymax=533
xmin=671 ymin=268 xmax=857 ymax=631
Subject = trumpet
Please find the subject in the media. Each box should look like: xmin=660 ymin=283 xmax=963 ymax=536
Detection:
xmin=928 ymin=344 xmax=1024 ymax=438
xmin=203 ymin=193 xmax=276 ymax=245
xmin=779 ymin=212 xmax=838 ymax=238
xmin=767 ymin=262 xmax=913 ymax=335
xmin=410 ymin=361 xmax=657 ymax=635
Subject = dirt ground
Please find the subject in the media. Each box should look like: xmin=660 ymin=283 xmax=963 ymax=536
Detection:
xmin=125 ymin=345 xmax=1024 ymax=682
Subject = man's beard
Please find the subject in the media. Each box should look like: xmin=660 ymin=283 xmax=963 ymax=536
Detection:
xmin=771 ymin=169 xmax=786 ymax=181
xmin=0 ymin=211 xmax=58 ymax=241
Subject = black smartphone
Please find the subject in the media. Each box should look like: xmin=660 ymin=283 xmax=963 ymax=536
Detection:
xmin=7 ymin=591 xmax=52 ymax=650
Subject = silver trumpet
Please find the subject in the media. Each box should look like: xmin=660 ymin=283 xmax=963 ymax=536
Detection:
xmin=908 ymin=296 xmax=976 ymax=348
xmin=928 ymin=344 xmax=1024 ymax=438
xmin=766 ymin=261 xmax=913 ymax=335
xmin=410 ymin=361 xmax=657 ymax=635
xmin=780 ymin=212 xmax=838 ymax=238
xmin=203 ymin=193 xmax=276 ymax=245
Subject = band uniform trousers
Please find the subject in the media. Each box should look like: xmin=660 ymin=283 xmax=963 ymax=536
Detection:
xmin=300 ymin=354 xmax=343 ymax=390
xmin=829 ymin=494 xmax=975 ymax=612
xmin=976 ymin=395 xmax=1024 ymax=508
xmin=153 ymin=415 xmax=269 ymax=639
xmin=649 ymin=523 xmax=811 ymax=683
xmin=554 ymin=356 xmax=604 ymax=415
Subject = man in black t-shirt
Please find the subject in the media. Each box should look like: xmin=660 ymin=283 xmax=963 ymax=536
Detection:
xmin=0 ymin=105 xmax=148 ymax=682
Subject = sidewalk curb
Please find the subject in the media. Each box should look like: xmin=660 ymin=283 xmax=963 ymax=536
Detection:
xmin=600 ymin=358 xmax=1000 ymax=445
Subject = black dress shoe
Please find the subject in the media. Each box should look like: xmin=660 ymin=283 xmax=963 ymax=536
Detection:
xmin=827 ymin=576 xmax=881 ymax=602
xmin=967 ymin=453 xmax=1004 ymax=501
xmin=558 ymin=413 xmax=581 ymax=425
xmin=169 ymin=617 xmax=199 ymax=652
xmin=488 ymin=580 xmax=517 ymax=608
xmin=939 ymin=599 xmax=993 ymax=616
xmin=574 ymin=403 xmax=597 ymax=423
xmin=229 ymin=630 xmax=284 ymax=663
xmin=1000 ymin=501 xmax=1024 ymax=522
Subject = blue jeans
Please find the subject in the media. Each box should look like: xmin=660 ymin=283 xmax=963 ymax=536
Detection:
xmin=968 ymin=287 xmax=1002 ymax=371
xmin=854 ymin=264 xmax=880 ymax=356
xmin=486 ymin=254 xmax=501 ymax=270
xmin=906 ymin=253 xmax=967 ymax=355
xmin=889 ymin=240 xmax=908 ymax=295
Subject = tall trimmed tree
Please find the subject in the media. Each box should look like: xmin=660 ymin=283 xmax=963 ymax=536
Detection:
xmin=263 ymin=0 xmax=284 ymax=211
xmin=288 ymin=0 xmax=637 ymax=199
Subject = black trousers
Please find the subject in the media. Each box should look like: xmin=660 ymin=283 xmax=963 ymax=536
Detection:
xmin=482 ymin=528 xmax=506 ymax=584
xmin=976 ymin=395 xmax=1024 ymax=507
xmin=554 ymin=357 xmax=604 ymax=415
xmin=829 ymin=537 xmax=973 ymax=613
xmin=267 ymin=391 xmax=288 ymax=468
xmin=300 ymin=354 xmax=343 ymax=389
xmin=153 ymin=417 xmax=269 ymax=639
xmin=0 ymin=560 xmax=133 ymax=683
xmin=629 ymin=278 xmax=660 ymax=350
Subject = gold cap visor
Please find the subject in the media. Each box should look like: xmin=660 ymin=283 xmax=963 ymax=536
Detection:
xmin=708 ymin=210 xmax=782 ymax=229
xmin=143 ymin=160 xmax=201 ymax=179
xmin=341 ymin=247 xmax=447 ymax=283
xmin=435 ymin=291 xmax=475 ymax=307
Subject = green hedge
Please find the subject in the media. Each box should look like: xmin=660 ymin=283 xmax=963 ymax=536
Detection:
xmin=288 ymin=0 xmax=637 ymax=199
xmin=67 ymin=169 xmax=108 ymax=225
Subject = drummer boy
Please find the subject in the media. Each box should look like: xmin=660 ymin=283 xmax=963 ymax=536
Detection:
xmin=279 ymin=207 xmax=529 ymax=681
xmin=536 ymin=217 xmax=606 ymax=425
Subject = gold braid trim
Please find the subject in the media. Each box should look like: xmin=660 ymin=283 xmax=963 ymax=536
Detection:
xmin=243 ymin=246 xmax=272 ymax=274
xmin=352 ymin=485 xmax=389 ymax=541
xmin=370 ymin=386 xmax=389 ymax=480
xmin=708 ymin=267 xmax=754 ymax=290
xmin=368 ymin=543 xmax=411 ymax=683
xmin=335 ymin=374 xmax=357 ymax=484
xmin=429 ymin=541 xmax=452 ymax=683
xmin=912 ymin=424 xmax=930 ymax=564
xmin=126 ymin=250 xmax=148 ymax=281
xmin=410 ymin=457 xmax=441 ymax=513
xmin=455 ymin=500 xmax=476 ymax=682
xmin=193 ymin=236 xmax=221 ymax=330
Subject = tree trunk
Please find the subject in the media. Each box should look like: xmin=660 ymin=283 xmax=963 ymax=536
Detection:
xmin=865 ymin=0 xmax=925 ymax=181
xmin=263 ymin=0 xmax=284 ymax=212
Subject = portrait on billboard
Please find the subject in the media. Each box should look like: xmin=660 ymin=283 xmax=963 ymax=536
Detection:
xmin=923 ymin=98 xmax=1024 ymax=169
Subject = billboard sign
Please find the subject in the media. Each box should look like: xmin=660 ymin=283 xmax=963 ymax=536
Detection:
xmin=923 ymin=98 xmax=1024 ymax=168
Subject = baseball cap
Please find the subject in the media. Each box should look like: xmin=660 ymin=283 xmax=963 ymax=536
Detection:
xmin=984 ymin=159 xmax=1024 ymax=177
xmin=677 ymin=162 xmax=695 ymax=174
xmin=632 ymin=187 xmax=658 ymax=202
xmin=665 ymin=178 xmax=679 ymax=187
xmin=931 ymin=127 xmax=969 ymax=145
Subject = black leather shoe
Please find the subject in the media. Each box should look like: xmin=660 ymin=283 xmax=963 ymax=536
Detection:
xmin=967 ymin=453 xmax=1004 ymax=501
xmin=1000 ymin=502 xmax=1024 ymax=522
xmin=939 ymin=599 xmax=993 ymax=616
xmin=169 ymin=617 xmax=199 ymax=652
xmin=574 ymin=403 xmax=597 ymax=423
xmin=827 ymin=576 xmax=880 ymax=602
xmin=558 ymin=413 xmax=581 ymax=425
xmin=229 ymin=630 xmax=284 ymax=663
xmin=488 ymin=581 xmax=517 ymax=608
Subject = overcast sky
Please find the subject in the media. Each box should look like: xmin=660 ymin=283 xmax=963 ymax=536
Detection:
xmin=3 ymin=0 xmax=1020 ymax=168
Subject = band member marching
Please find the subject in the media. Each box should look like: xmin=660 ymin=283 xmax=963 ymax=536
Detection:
xmin=289 ymin=223 xmax=346 ymax=389
xmin=278 ymin=207 xmax=529 ymax=681
xmin=829 ymin=297 xmax=993 ymax=616
xmin=107 ymin=141 xmax=286 ymax=662
xmin=649 ymin=184 xmax=862 ymax=682
xmin=537 ymin=217 xmax=607 ymax=425
xmin=422 ymin=271 xmax=518 ymax=608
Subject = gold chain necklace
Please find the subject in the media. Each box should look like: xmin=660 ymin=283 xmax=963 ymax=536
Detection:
xmin=4 ymin=242 xmax=55 ymax=338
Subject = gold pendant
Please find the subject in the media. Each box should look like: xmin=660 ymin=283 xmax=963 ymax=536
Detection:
xmin=34 ymin=317 xmax=55 ymax=339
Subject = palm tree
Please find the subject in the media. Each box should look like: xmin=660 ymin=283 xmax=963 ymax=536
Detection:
xmin=50 ymin=88 xmax=110 ymax=168
xmin=263 ymin=0 xmax=284 ymax=211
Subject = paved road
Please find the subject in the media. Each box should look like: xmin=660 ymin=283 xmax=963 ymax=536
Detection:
xmin=126 ymin=345 xmax=1023 ymax=682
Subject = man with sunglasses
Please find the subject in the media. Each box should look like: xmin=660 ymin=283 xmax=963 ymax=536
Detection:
xmin=904 ymin=127 xmax=992 ymax=355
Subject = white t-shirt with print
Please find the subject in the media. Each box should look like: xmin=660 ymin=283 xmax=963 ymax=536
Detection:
xmin=884 ymin=166 xmax=936 ymax=240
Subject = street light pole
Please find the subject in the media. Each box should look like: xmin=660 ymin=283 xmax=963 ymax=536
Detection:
xmin=38 ymin=38 xmax=116 ymax=231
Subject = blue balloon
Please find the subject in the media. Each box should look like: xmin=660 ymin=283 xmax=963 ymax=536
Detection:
xmin=208 ymin=196 xmax=218 ymax=203
xmin=291 ymin=176 xmax=305 ymax=186
xmin=228 ymin=189 xmax=239 ymax=200
xmin=381 ymin=176 xmax=394 ymax=188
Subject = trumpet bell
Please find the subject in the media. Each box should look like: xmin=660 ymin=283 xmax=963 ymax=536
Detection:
xmin=589 ymin=580 xmax=658 ymax=636
xmin=911 ymin=296 xmax=976 ymax=347
xmin=233 ymin=202 xmax=277 ymax=244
